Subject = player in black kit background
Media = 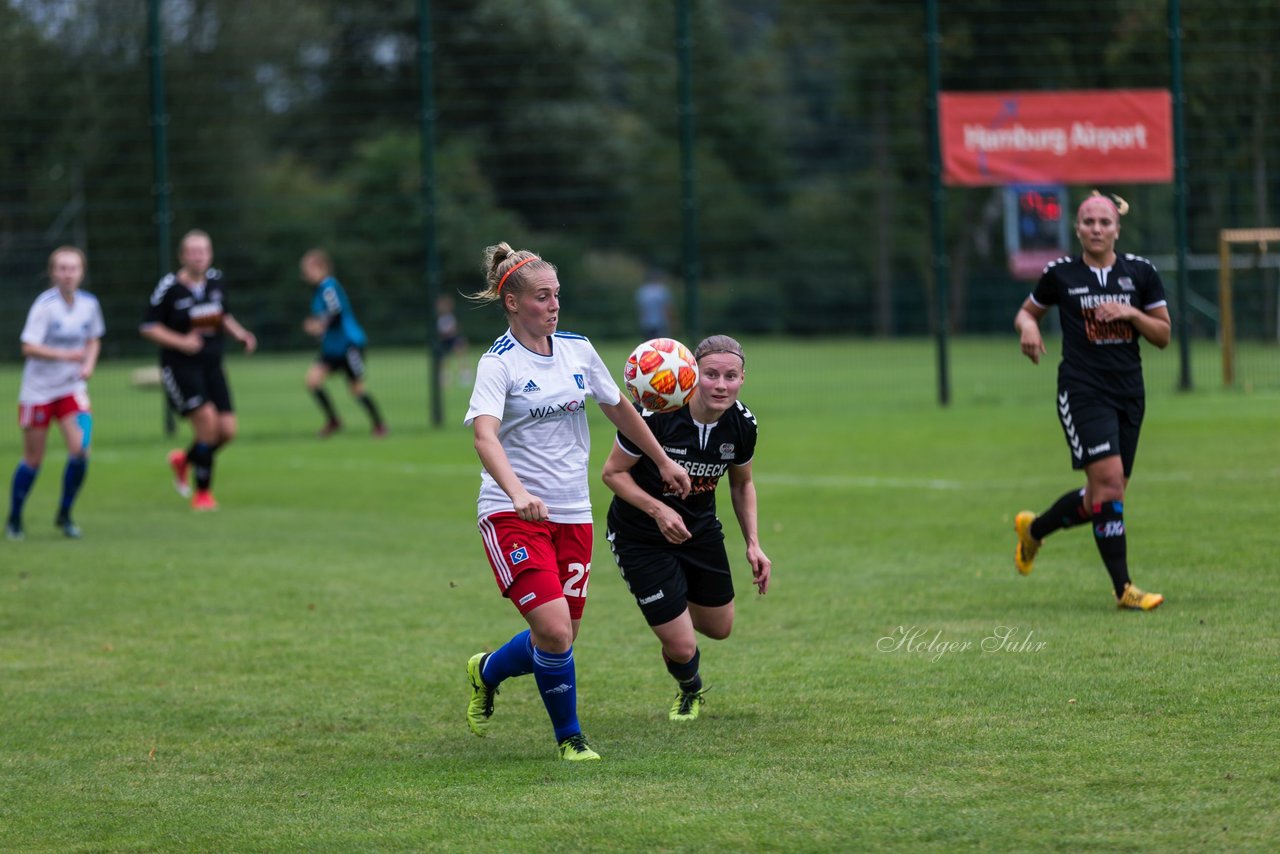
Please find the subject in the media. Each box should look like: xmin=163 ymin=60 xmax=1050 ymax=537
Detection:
xmin=602 ymin=334 xmax=771 ymax=721
xmin=1012 ymin=191 xmax=1170 ymax=611
xmin=140 ymin=230 xmax=257 ymax=511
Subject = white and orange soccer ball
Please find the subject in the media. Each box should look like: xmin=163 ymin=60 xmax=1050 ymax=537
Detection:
xmin=622 ymin=337 xmax=698 ymax=413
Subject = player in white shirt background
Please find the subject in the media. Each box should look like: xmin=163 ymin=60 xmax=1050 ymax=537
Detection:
xmin=7 ymin=246 xmax=105 ymax=541
xmin=461 ymin=242 xmax=691 ymax=762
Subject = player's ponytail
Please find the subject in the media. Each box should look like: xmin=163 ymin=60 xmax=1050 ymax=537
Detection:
xmin=470 ymin=242 xmax=555 ymax=307
xmin=1081 ymin=189 xmax=1130 ymax=218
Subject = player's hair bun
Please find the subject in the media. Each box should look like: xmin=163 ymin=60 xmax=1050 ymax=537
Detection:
xmin=1089 ymin=189 xmax=1130 ymax=216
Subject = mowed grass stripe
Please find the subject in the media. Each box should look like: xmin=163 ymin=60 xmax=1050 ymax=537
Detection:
xmin=1 ymin=338 xmax=1277 ymax=852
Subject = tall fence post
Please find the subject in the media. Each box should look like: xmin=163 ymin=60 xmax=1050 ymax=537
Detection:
xmin=926 ymin=0 xmax=951 ymax=406
xmin=418 ymin=0 xmax=443 ymax=427
xmin=147 ymin=0 xmax=175 ymax=435
xmin=676 ymin=0 xmax=701 ymax=343
xmin=1168 ymin=0 xmax=1192 ymax=390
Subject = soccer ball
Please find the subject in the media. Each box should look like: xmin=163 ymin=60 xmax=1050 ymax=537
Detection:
xmin=623 ymin=337 xmax=698 ymax=413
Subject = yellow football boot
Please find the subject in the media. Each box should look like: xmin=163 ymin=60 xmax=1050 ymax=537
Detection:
xmin=669 ymin=689 xmax=707 ymax=721
xmin=1117 ymin=583 xmax=1164 ymax=611
xmin=466 ymin=652 xmax=497 ymax=736
xmin=557 ymin=733 xmax=601 ymax=761
xmin=1013 ymin=511 xmax=1041 ymax=575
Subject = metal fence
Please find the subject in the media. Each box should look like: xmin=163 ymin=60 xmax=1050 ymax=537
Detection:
xmin=2 ymin=1 xmax=1278 ymax=398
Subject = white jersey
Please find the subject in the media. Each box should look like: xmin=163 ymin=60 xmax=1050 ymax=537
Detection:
xmin=18 ymin=288 xmax=105 ymax=405
xmin=464 ymin=329 xmax=622 ymax=523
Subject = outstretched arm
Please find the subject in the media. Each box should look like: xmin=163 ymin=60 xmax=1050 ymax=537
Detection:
xmin=728 ymin=461 xmax=771 ymax=595
xmin=78 ymin=337 xmax=101 ymax=380
xmin=139 ymin=323 xmax=203 ymax=355
xmin=1093 ymin=302 xmax=1171 ymax=349
xmin=472 ymin=414 xmax=547 ymax=522
xmin=1014 ymin=298 xmax=1049 ymax=364
xmin=223 ymin=314 xmax=258 ymax=354
xmin=21 ymin=342 xmax=85 ymax=362
xmin=601 ymin=443 xmax=691 ymax=544
xmin=597 ymin=399 xmax=691 ymax=499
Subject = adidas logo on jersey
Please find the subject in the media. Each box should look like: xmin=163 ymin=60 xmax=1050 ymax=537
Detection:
xmin=522 ymin=380 xmax=540 ymax=393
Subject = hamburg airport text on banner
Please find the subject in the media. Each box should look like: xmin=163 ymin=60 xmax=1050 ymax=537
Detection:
xmin=939 ymin=89 xmax=1173 ymax=186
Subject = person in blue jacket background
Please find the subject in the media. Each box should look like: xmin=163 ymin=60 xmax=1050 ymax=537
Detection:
xmin=300 ymin=248 xmax=387 ymax=438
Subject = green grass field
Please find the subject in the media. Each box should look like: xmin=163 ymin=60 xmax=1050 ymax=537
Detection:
xmin=1 ymin=338 xmax=1277 ymax=852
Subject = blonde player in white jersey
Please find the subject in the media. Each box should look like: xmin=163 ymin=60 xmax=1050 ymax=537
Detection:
xmin=7 ymin=247 xmax=104 ymax=541
xmin=461 ymin=242 xmax=691 ymax=762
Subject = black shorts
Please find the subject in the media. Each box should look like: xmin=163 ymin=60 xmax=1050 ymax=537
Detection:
xmin=606 ymin=526 xmax=735 ymax=627
xmin=317 ymin=347 xmax=366 ymax=380
xmin=1055 ymin=384 xmax=1144 ymax=477
xmin=161 ymin=359 xmax=233 ymax=415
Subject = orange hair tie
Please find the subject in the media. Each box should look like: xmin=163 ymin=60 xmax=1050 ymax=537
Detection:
xmin=497 ymin=256 xmax=537 ymax=293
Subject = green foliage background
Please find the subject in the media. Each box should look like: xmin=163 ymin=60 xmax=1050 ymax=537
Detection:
xmin=3 ymin=1 xmax=1280 ymax=359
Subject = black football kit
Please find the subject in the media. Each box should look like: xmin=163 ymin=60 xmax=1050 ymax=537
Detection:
xmin=607 ymin=400 xmax=758 ymax=626
xmin=143 ymin=269 xmax=235 ymax=414
xmin=1031 ymin=253 xmax=1167 ymax=473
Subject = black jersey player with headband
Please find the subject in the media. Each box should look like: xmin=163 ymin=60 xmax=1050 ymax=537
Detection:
xmin=1012 ymin=191 xmax=1171 ymax=611
xmin=602 ymin=334 xmax=772 ymax=721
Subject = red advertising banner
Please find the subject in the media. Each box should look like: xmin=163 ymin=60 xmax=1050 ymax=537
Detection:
xmin=939 ymin=90 xmax=1172 ymax=186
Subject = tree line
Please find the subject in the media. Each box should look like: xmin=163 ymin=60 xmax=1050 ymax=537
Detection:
xmin=2 ymin=0 xmax=1276 ymax=357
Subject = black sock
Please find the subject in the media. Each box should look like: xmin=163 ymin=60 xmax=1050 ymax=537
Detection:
xmin=1030 ymin=488 xmax=1088 ymax=541
xmin=188 ymin=442 xmax=215 ymax=492
xmin=358 ymin=393 xmax=384 ymax=429
xmin=664 ymin=648 xmax=702 ymax=693
xmin=313 ymin=388 xmax=339 ymax=423
xmin=1091 ymin=500 xmax=1130 ymax=597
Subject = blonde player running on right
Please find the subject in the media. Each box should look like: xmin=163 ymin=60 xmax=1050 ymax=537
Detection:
xmin=1012 ymin=191 xmax=1169 ymax=611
